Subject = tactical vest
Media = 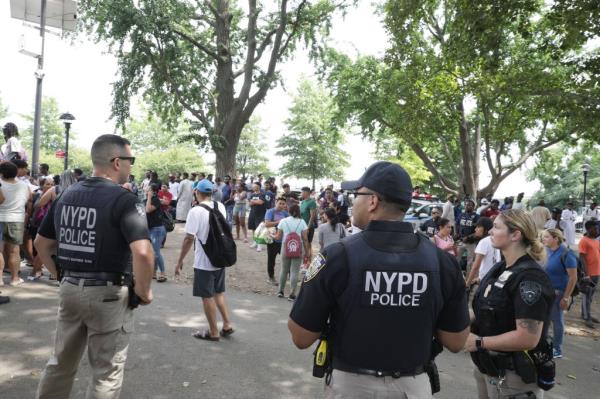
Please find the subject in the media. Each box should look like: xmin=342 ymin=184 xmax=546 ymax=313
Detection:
xmin=472 ymin=258 xmax=549 ymax=339
xmin=459 ymin=212 xmax=478 ymax=237
xmin=332 ymin=233 xmax=443 ymax=372
xmin=53 ymin=178 xmax=134 ymax=274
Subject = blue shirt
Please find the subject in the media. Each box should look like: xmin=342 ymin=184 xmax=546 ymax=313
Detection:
xmin=265 ymin=208 xmax=289 ymax=243
xmin=544 ymin=245 xmax=577 ymax=291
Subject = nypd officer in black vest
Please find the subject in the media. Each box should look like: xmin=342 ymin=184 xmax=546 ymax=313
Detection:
xmin=34 ymin=134 xmax=155 ymax=399
xmin=464 ymin=209 xmax=554 ymax=398
xmin=288 ymin=161 xmax=470 ymax=398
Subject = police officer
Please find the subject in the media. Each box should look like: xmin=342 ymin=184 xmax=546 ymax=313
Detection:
xmin=288 ymin=161 xmax=470 ymax=398
xmin=465 ymin=209 xmax=554 ymax=399
xmin=458 ymin=199 xmax=480 ymax=274
xmin=34 ymin=134 xmax=155 ymax=399
xmin=420 ymin=205 xmax=442 ymax=237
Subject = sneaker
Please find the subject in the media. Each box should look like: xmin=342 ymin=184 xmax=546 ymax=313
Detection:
xmin=9 ymin=278 xmax=24 ymax=287
xmin=585 ymin=319 xmax=595 ymax=329
xmin=288 ymin=294 xmax=296 ymax=301
xmin=249 ymin=241 xmax=257 ymax=248
xmin=552 ymin=349 xmax=562 ymax=359
xmin=277 ymin=292 xmax=284 ymax=298
xmin=268 ymin=277 xmax=278 ymax=286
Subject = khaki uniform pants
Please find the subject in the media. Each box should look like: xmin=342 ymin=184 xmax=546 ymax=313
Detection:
xmin=36 ymin=280 xmax=134 ymax=399
xmin=474 ymin=369 xmax=542 ymax=399
xmin=324 ymin=369 xmax=432 ymax=399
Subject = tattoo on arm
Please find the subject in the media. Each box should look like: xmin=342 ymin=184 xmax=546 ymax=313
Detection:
xmin=517 ymin=319 xmax=542 ymax=335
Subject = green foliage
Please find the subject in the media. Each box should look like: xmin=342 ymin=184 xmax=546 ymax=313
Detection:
xmin=323 ymin=1 xmax=600 ymax=197
xmin=77 ymin=0 xmax=351 ymax=174
xmin=121 ymin=104 xmax=191 ymax=153
xmin=236 ymin=117 xmax=272 ymax=179
xmin=528 ymin=142 xmax=599 ymax=209
xmin=277 ymin=79 xmax=349 ymax=189
xmin=131 ymin=147 xmax=205 ymax=181
xmin=374 ymin=136 xmax=432 ymax=188
xmin=39 ymin=147 xmax=93 ymax=176
xmin=21 ymin=97 xmax=76 ymax=151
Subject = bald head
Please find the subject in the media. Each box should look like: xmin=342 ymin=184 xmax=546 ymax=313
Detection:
xmin=91 ymin=134 xmax=131 ymax=167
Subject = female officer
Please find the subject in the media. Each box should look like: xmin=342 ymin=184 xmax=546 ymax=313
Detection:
xmin=464 ymin=209 xmax=554 ymax=399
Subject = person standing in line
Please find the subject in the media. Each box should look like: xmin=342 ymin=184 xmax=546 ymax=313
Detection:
xmin=175 ymin=179 xmax=234 ymax=341
xmin=420 ymin=206 xmax=442 ymax=238
xmin=232 ymin=184 xmax=248 ymax=242
xmin=1 ymin=122 xmax=26 ymax=161
xmin=457 ymin=199 xmax=480 ymax=275
xmin=579 ymin=220 xmax=600 ymax=328
xmin=281 ymin=183 xmax=299 ymax=210
xmin=248 ymin=182 xmax=267 ymax=252
xmin=542 ymin=228 xmax=578 ymax=357
xmin=434 ymin=218 xmax=457 ymax=257
xmin=0 ymin=161 xmax=32 ymax=286
xmin=146 ymin=183 xmax=168 ymax=282
xmin=288 ymin=162 xmax=469 ymax=398
xmin=544 ymin=207 xmax=564 ymax=231
xmin=176 ymin=172 xmax=193 ymax=222
xmin=583 ymin=202 xmax=600 ymax=223
xmin=464 ymin=217 xmax=498 ymax=288
xmin=561 ymin=202 xmax=577 ymax=248
xmin=531 ymin=200 xmax=552 ymax=231
xmin=299 ymin=186 xmax=317 ymax=247
xmin=273 ymin=204 xmax=310 ymax=301
xmin=168 ymin=174 xmax=180 ymax=211
xmin=264 ymin=197 xmax=289 ymax=285
xmin=512 ymin=193 xmax=525 ymax=210
xmin=222 ymin=175 xmax=234 ymax=225
xmin=318 ymin=207 xmax=346 ymax=251
xmin=465 ymin=209 xmax=554 ymax=399
xmin=34 ymin=134 xmax=154 ymax=398
xmin=442 ymin=194 xmax=456 ymax=232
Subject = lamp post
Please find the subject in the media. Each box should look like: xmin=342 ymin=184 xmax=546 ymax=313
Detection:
xmin=59 ymin=112 xmax=75 ymax=170
xmin=582 ymin=163 xmax=591 ymax=211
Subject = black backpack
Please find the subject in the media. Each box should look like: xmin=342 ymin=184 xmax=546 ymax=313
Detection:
xmin=198 ymin=201 xmax=237 ymax=268
xmin=560 ymin=249 xmax=583 ymax=297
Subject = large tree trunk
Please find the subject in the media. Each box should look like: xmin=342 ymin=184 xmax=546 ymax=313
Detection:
xmin=457 ymin=101 xmax=478 ymax=199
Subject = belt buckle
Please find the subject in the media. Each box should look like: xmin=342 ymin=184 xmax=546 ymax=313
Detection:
xmin=375 ymin=371 xmax=384 ymax=378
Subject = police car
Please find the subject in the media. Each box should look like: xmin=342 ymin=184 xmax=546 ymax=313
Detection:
xmin=405 ymin=202 xmax=444 ymax=232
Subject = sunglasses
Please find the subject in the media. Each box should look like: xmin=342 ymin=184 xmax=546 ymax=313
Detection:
xmin=110 ymin=156 xmax=136 ymax=165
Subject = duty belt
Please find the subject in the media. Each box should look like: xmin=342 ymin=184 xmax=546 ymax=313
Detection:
xmin=62 ymin=270 xmax=130 ymax=286
xmin=332 ymin=358 xmax=426 ymax=378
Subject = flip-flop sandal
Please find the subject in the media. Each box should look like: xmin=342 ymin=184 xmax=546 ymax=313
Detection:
xmin=157 ymin=276 xmax=167 ymax=283
xmin=220 ymin=328 xmax=234 ymax=337
xmin=192 ymin=330 xmax=220 ymax=341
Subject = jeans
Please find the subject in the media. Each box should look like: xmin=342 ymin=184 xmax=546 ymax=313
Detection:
xmin=266 ymin=242 xmax=282 ymax=279
xmin=225 ymin=204 xmax=234 ymax=225
xmin=279 ymin=255 xmax=302 ymax=296
xmin=149 ymin=226 xmax=166 ymax=273
xmin=550 ymin=291 xmax=564 ymax=352
xmin=582 ymin=275 xmax=599 ymax=320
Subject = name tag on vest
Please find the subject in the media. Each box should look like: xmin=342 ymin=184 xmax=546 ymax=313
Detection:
xmin=362 ymin=270 xmax=429 ymax=308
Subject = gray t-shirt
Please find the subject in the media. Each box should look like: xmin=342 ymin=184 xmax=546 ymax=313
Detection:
xmin=318 ymin=222 xmax=346 ymax=250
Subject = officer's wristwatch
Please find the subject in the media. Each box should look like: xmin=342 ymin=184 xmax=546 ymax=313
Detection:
xmin=475 ymin=336 xmax=484 ymax=351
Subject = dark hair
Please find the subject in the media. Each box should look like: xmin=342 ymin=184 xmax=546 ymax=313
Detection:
xmin=0 ymin=161 xmax=18 ymax=179
xmin=324 ymin=207 xmax=338 ymax=231
xmin=491 ymin=199 xmax=500 ymax=205
xmin=282 ymin=183 xmax=290 ymax=189
xmin=151 ymin=171 xmax=159 ymax=180
xmin=39 ymin=163 xmax=49 ymax=171
xmin=301 ymin=186 xmax=311 ymax=193
xmin=253 ymin=181 xmax=262 ymax=188
xmin=438 ymin=217 xmax=451 ymax=228
xmin=276 ymin=197 xmax=286 ymax=203
xmin=91 ymin=134 xmax=131 ymax=167
xmin=2 ymin=122 xmax=19 ymax=138
xmin=585 ymin=220 xmax=597 ymax=231
xmin=53 ymin=174 xmax=60 ymax=185
xmin=182 ymin=172 xmax=189 ymax=179
xmin=289 ymin=204 xmax=301 ymax=218
xmin=150 ymin=182 xmax=161 ymax=193
xmin=12 ymin=159 xmax=27 ymax=169
xmin=73 ymin=168 xmax=83 ymax=176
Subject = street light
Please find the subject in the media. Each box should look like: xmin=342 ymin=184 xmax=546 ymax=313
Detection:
xmin=582 ymin=163 xmax=591 ymax=211
xmin=59 ymin=112 xmax=75 ymax=171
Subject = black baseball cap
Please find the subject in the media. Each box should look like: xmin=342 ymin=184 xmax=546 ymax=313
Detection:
xmin=341 ymin=161 xmax=413 ymax=207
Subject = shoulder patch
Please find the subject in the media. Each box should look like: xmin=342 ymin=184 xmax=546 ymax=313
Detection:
xmin=304 ymin=253 xmax=326 ymax=282
xmin=135 ymin=203 xmax=146 ymax=217
xmin=519 ymin=280 xmax=542 ymax=305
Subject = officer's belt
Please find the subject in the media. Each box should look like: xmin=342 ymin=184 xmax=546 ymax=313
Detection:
xmin=332 ymin=358 xmax=426 ymax=378
xmin=62 ymin=270 xmax=130 ymax=286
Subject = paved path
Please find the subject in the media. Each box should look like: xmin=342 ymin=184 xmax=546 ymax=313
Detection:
xmin=2 ymin=276 xmax=600 ymax=398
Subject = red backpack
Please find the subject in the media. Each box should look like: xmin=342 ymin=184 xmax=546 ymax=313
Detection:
xmin=283 ymin=220 xmax=303 ymax=258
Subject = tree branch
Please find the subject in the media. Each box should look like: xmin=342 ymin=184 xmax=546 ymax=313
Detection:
xmin=173 ymin=29 xmax=219 ymax=60
xmin=191 ymin=13 xmax=216 ymax=28
xmin=238 ymin=0 xmax=258 ymax=105
xmin=278 ymin=0 xmax=309 ymax=58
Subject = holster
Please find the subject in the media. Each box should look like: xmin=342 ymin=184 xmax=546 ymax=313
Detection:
xmin=512 ymin=352 xmax=536 ymax=384
xmin=471 ymin=350 xmax=509 ymax=378
xmin=426 ymin=361 xmax=440 ymax=394
xmin=127 ymin=276 xmax=141 ymax=309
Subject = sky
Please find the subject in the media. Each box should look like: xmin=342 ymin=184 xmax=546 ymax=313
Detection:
xmin=0 ymin=1 xmax=539 ymax=197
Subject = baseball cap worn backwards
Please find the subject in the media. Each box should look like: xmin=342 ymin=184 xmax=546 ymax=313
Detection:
xmin=341 ymin=161 xmax=413 ymax=207
xmin=194 ymin=179 xmax=213 ymax=194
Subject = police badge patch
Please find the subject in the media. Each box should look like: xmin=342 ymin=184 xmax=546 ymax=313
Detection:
xmin=519 ymin=281 xmax=542 ymax=305
xmin=304 ymin=253 xmax=326 ymax=282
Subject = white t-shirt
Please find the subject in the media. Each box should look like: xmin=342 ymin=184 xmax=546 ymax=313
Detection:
xmin=168 ymin=181 xmax=180 ymax=200
xmin=278 ymin=216 xmax=308 ymax=251
xmin=1 ymin=137 xmax=24 ymax=160
xmin=185 ymin=200 xmax=227 ymax=271
xmin=0 ymin=179 xmax=30 ymax=222
xmin=475 ymin=236 xmax=501 ymax=280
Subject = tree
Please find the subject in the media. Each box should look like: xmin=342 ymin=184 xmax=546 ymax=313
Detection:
xmin=236 ymin=116 xmax=271 ymax=179
xmin=21 ymin=97 xmax=76 ymax=151
xmin=323 ymin=1 xmax=600 ymax=198
xmin=276 ymin=79 xmax=348 ymax=190
xmin=132 ymin=147 xmax=206 ymax=181
xmin=528 ymin=142 xmax=599 ymax=209
xmin=39 ymin=147 xmax=93 ymax=176
xmin=77 ymin=0 xmax=350 ymax=177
